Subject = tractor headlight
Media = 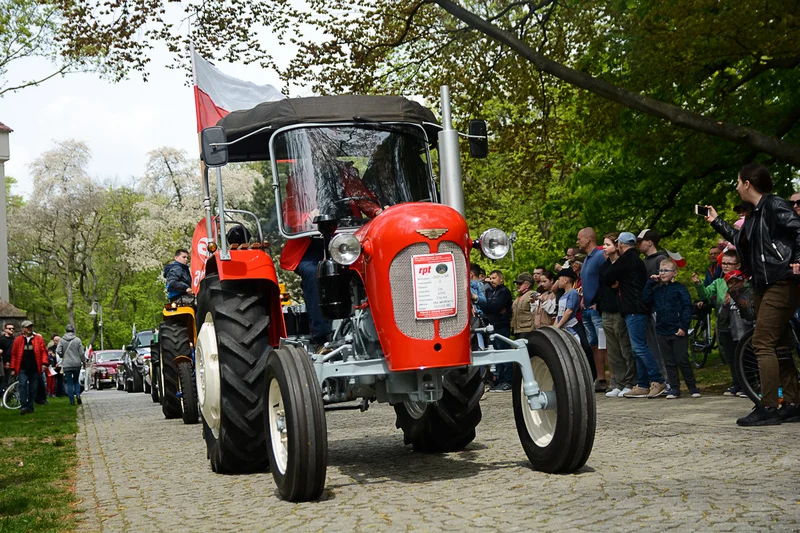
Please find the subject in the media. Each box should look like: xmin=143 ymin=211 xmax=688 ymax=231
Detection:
xmin=479 ymin=228 xmax=510 ymax=260
xmin=329 ymin=233 xmax=361 ymax=266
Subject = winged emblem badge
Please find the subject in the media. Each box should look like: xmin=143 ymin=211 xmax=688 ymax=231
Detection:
xmin=416 ymin=228 xmax=448 ymax=239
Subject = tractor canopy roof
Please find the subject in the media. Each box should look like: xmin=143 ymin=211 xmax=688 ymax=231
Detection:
xmin=217 ymin=95 xmax=440 ymax=162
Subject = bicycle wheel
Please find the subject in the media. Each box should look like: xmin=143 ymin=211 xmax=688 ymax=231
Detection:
xmin=690 ymin=317 xmax=710 ymax=369
xmin=3 ymin=381 xmax=21 ymax=410
xmin=735 ymin=329 xmax=760 ymax=404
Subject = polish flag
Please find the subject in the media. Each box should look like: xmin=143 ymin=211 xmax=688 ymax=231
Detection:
xmin=665 ymin=250 xmax=687 ymax=268
xmin=191 ymin=45 xmax=284 ymax=132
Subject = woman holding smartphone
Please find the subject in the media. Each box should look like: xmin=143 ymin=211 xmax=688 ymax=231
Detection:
xmin=704 ymin=163 xmax=800 ymax=426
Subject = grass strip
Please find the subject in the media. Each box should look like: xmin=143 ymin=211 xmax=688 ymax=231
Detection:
xmin=0 ymin=395 xmax=79 ymax=533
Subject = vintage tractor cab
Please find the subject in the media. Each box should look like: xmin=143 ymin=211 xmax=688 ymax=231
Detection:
xmin=195 ymin=89 xmax=595 ymax=501
xmin=159 ymin=302 xmax=200 ymax=424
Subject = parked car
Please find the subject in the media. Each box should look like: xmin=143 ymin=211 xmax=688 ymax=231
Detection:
xmin=89 ymin=350 xmax=125 ymax=390
xmin=122 ymin=329 xmax=156 ymax=393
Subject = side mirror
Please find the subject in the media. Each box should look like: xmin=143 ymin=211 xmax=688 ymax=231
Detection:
xmin=125 ymin=344 xmax=134 ymax=352
xmin=468 ymin=120 xmax=488 ymax=159
xmin=201 ymin=126 xmax=229 ymax=167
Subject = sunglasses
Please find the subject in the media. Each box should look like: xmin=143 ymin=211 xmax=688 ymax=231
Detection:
xmin=659 ymin=269 xmax=676 ymax=273
xmin=792 ymin=200 xmax=800 ymax=207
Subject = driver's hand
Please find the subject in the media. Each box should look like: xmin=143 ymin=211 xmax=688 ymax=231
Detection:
xmin=186 ymin=287 xmax=194 ymax=295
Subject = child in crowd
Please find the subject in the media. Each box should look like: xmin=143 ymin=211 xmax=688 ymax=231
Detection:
xmin=692 ymin=249 xmax=743 ymax=396
xmin=532 ymin=270 xmax=558 ymax=328
xmin=554 ymin=268 xmax=581 ymax=344
xmin=642 ymin=258 xmax=699 ymax=399
xmin=721 ymin=268 xmax=755 ymax=355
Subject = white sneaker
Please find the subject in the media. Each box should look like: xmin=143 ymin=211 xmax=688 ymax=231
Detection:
xmin=617 ymin=387 xmax=632 ymax=398
xmin=605 ymin=388 xmax=622 ymax=397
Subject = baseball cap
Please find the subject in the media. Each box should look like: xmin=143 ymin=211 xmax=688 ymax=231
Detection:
xmin=558 ymin=268 xmax=577 ymax=281
xmin=20 ymin=319 xmax=33 ymax=327
xmin=724 ymin=269 xmax=745 ymax=283
xmin=616 ymin=232 xmax=637 ymax=245
xmin=637 ymin=229 xmax=660 ymax=243
xmin=514 ymin=273 xmax=534 ymax=285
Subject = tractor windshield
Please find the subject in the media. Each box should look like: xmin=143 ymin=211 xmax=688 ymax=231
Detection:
xmin=271 ymin=124 xmax=435 ymax=236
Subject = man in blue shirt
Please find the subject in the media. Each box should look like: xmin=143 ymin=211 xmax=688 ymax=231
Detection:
xmin=577 ymin=227 xmax=609 ymax=392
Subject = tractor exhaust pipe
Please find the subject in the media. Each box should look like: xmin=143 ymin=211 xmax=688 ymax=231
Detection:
xmin=437 ymin=85 xmax=465 ymax=216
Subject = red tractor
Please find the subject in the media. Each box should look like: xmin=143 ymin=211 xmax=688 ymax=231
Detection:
xmin=192 ymin=89 xmax=595 ymax=501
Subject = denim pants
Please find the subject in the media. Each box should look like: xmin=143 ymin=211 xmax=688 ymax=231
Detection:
xmin=18 ymin=369 xmax=39 ymax=411
xmin=624 ymin=314 xmax=664 ymax=387
xmin=296 ymin=240 xmax=332 ymax=341
xmin=492 ymin=326 xmax=514 ymax=384
xmin=64 ymin=368 xmax=81 ymax=404
xmin=582 ymin=307 xmax=606 ymax=349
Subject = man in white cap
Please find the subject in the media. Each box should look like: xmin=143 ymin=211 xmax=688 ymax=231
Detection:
xmin=9 ymin=320 xmax=49 ymax=414
xmin=602 ymin=232 xmax=666 ymax=399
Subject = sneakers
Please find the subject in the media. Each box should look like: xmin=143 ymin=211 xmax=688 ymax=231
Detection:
xmin=737 ymin=406 xmax=781 ymax=426
xmin=594 ymin=380 xmax=608 ymax=393
xmin=617 ymin=387 xmax=632 ymax=398
xmin=779 ymin=403 xmax=800 ymax=423
xmin=605 ymin=387 xmax=622 ymax=398
xmin=490 ymin=382 xmax=512 ymax=393
xmin=690 ymin=388 xmax=701 ymax=398
xmin=664 ymin=389 xmax=680 ymax=399
xmin=647 ymin=382 xmax=667 ymax=398
xmin=724 ymin=386 xmax=741 ymax=397
xmin=623 ymin=385 xmax=650 ymax=398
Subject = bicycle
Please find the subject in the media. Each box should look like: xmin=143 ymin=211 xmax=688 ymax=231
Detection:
xmin=734 ymin=320 xmax=800 ymax=405
xmin=2 ymin=377 xmax=20 ymax=410
xmin=688 ymin=302 xmax=716 ymax=368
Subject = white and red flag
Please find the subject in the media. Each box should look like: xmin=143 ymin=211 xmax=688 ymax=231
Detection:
xmin=665 ymin=250 xmax=687 ymax=268
xmin=191 ymin=44 xmax=284 ymax=132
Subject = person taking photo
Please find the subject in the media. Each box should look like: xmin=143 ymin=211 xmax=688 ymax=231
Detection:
xmin=703 ymin=163 xmax=800 ymax=426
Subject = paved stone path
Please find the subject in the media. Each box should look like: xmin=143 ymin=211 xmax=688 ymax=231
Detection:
xmin=76 ymin=389 xmax=800 ymax=532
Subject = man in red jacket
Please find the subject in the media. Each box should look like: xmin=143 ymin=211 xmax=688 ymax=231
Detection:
xmin=10 ymin=320 xmax=49 ymax=414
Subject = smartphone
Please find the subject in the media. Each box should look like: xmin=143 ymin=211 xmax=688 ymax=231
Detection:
xmin=694 ymin=205 xmax=710 ymax=217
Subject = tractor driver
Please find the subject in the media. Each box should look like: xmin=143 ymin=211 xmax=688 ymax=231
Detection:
xmin=280 ymin=161 xmax=384 ymax=348
xmin=164 ymin=248 xmax=194 ymax=306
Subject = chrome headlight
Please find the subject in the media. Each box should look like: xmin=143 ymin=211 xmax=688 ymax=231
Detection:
xmin=479 ymin=228 xmax=510 ymax=260
xmin=329 ymin=233 xmax=361 ymax=265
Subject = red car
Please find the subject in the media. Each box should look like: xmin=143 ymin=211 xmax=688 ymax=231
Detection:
xmin=89 ymin=350 xmax=125 ymax=390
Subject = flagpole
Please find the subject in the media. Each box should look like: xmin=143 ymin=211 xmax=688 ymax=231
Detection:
xmin=190 ymin=40 xmax=216 ymax=265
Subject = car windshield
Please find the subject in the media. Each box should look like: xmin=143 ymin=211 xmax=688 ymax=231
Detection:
xmin=136 ymin=332 xmax=154 ymax=347
xmin=271 ymin=125 xmax=435 ymax=236
xmin=97 ymin=351 xmax=124 ymax=362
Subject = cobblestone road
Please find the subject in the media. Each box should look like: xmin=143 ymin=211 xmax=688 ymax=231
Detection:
xmin=76 ymin=389 xmax=800 ymax=532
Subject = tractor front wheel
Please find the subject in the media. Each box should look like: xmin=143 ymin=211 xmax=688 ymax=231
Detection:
xmin=513 ymin=327 xmax=596 ymax=473
xmin=264 ymin=344 xmax=327 ymax=502
xmin=159 ymin=321 xmax=187 ymax=419
xmin=394 ymin=366 xmax=483 ymax=453
xmin=178 ymin=361 xmax=199 ymax=424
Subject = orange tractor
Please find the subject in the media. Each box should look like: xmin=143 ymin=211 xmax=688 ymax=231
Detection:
xmin=191 ymin=89 xmax=595 ymax=501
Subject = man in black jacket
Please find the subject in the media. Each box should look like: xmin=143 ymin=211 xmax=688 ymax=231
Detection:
xmin=483 ymin=270 xmax=513 ymax=392
xmin=602 ymin=232 xmax=665 ymax=399
xmin=163 ymin=249 xmax=194 ymax=304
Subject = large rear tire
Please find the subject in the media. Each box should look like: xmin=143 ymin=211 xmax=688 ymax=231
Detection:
xmin=264 ymin=345 xmax=327 ymax=501
xmin=160 ymin=321 xmax=188 ymax=419
xmin=197 ymin=273 xmax=271 ymax=474
xmin=179 ymin=361 xmax=199 ymax=424
xmin=513 ymin=327 xmax=595 ymax=473
xmin=394 ymin=366 xmax=483 ymax=453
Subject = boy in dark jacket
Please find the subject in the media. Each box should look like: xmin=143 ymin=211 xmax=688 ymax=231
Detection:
xmin=164 ymin=249 xmax=193 ymax=303
xmin=642 ymin=258 xmax=699 ymax=399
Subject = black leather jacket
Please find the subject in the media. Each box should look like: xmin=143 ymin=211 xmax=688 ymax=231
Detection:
xmin=712 ymin=194 xmax=800 ymax=289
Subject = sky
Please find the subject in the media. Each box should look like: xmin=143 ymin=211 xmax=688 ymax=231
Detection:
xmin=1 ymin=43 xmax=296 ymax=199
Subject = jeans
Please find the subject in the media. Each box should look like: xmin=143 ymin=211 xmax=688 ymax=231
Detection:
xmin=582 ymin=308 xmax=606 ymax=349
xmin=625 ymin=314 xmax=664 ymax=387
xmin=573 ymin=322 xmax=597 ymax=378
xmin=655 ymin=334 xmax=696 ymax=391
xmin=492 ymin=326 xmax=514 ymax=384
xmin=296 ymin=240 xmax=332 ymax=341
xmin=18 ymin=370 xmax=39 ymax=411
xmin=64 ymin=369 xmax=81 ymax=405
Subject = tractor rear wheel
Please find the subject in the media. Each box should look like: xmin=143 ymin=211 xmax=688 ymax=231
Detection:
xmin=197 ymin=273 xmax=271 ymax=474
xmin=159 ymin=321 xmax=187 ymax=419
xmin=264 ymin=344 xmax=327 ymax=501
xmin=393 ymin=366 xmax=483 ymax=453
xmin=512 ymin=327 xmax=595 ymax=473
xmin=178 ymin=361 xmax=199 ymax=424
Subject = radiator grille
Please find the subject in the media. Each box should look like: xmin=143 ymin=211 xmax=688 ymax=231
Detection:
xmin=438 ymin=241 xmax=468 ymax=339
xmin=389 ymin=241 xmax=468 ymax=340
xmin=390 ymin=242 xmax=434 ymax=340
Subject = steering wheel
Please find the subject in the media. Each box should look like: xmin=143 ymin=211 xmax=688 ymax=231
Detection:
xmin=333 ymin=196 xmax=376 ymax=205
